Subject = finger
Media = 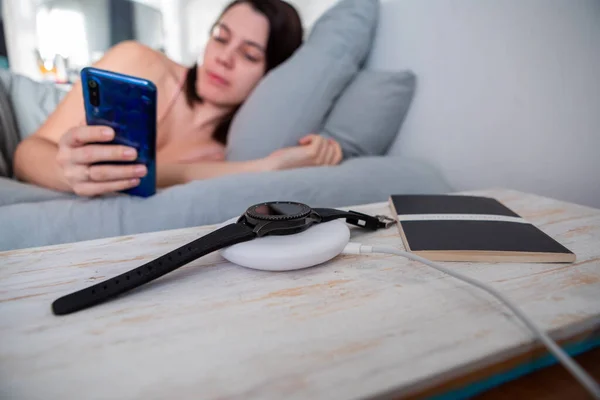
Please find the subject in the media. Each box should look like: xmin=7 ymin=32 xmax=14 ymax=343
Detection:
xmin=63 ymin=164 xmax=92 ymax=184
xmin=321 ymin=143 xmax=336 ymax=165
xmin=298 ymin=133 xmax=317 ymax=145
xmin=330 ymin=140 xmax=343 ymax=164
xmin=73 ymin=179 xmax=141 ymax=197
xmin=88 ymin=164 xmax=147 ymax=182
xmin=63 ymin=126 xmax=114 ymax=147
xmin=329 ymin=143 xmax=340 ymax=165
xmin=315 ymin=137 xmax=329 ymax=164
xmin=305 ymin=139 xmax=320 ymax=163
xmin=71 ymin=145 xmax=137 ymax=164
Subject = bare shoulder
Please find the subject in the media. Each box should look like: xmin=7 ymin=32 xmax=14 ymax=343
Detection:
xmin=94 ymin=40 xmax=185 ymax=84
xmin=28 ymin=41 xmax=186 ymax=145
xmin=99 ymin=41 xmax=161 ymax=66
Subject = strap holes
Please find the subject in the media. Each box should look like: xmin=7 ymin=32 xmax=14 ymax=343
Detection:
xmin=148 ymin=265 xmax=153 ymax=271
xmin=187 ymin=246 xmax=191 ymax=251
xmin=168 ymin=256 xmax=172 ymax=261
xmin=115 ymin=280 xmax=119 ymax=284
xmin=178 ymin=251 xmax=181 ymax=256
xmin=126 ymin=275 xmax=130 ymax=280
xmin=92 ymin=290 xmax=96 ymax=294
xmin=137 ymin=270 xmax=142 ymax=276
xmin=103 ymin=285 xmax=107 ymax=290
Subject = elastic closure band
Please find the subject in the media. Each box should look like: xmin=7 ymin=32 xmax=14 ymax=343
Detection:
xmin=396 ymin=214 xmax=528 ymax=224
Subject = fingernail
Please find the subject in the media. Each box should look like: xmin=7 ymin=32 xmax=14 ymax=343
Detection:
xmin=103 ymin=128 xmax=113 ymax=138
xmin=124 ymin=148 xmax=136 ymax=158
xmin=135 ymin=165 xmax=147 ymax=175
xmin=130 ymin=178 xmax=140 ymax=185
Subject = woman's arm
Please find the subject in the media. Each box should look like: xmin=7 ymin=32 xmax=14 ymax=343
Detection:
xmin=13 ymin=135 xmax=72 ymax=191
xmin=158 ymin=158 xmax=273 ymax=188
xmin=13 ymin=41 xmax=171 ymax=192
xmin=159 ymin=134 xmax=343 ymax=188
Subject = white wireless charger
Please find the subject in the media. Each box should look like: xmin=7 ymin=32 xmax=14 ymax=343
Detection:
xmin=217 ymin=216 xmax=351 ymax=271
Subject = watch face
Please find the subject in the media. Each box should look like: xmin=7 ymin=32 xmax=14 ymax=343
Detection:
xmin=246 ymin=201 xmax=311 ymax=221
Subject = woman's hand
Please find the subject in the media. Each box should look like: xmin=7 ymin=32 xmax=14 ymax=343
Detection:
xmin=56 ymin=126 xmax=148 ymax=196
xmin=265 ymin=134 xmax=343 ymax=171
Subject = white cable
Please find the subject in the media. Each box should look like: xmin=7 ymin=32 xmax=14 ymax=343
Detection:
xmin=342 ymin=243 xmax=600 ymax=399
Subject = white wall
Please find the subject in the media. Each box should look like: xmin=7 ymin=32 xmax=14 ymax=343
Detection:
xmin=3 ymin=0 xmax=39 ymax=78
xmin=133 ymin=1 xmax=164 ymax=50
xmin=288 ymin=0 xmax=339 ymax=28
xmin=183 ymin=0 xmax=227 ymax=65
xmin=159 ymin=0 xmax=185 ymax=63
xmin=368 ymin=0 xmax=600 ymax=207
xmin=80 ymin=0 xmax=109 ymax=62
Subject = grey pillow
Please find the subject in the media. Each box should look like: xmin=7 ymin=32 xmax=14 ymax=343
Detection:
xmin=0 ymin=177 xmax=73 ymax=207
xmin=0 ymin=69 xmax=67 ymax=140
xmin=0 ymin=69 xmax=67 ymax=177
xmin=225 ymin=0 xmax=380 ymax=162
xmin=320 ymin=69 xmax=416 ymax=159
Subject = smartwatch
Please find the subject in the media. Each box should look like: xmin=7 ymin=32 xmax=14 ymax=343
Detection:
xmin=52 ymin=201 xmax=395 ymax=315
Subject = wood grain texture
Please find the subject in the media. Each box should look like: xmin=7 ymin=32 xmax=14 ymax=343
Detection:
xmin=1 ymin=188 xmax=599 ymax=400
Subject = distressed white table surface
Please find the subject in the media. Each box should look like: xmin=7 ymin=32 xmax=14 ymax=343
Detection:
xmin=1 ymin=188 xmax=599 ymax=400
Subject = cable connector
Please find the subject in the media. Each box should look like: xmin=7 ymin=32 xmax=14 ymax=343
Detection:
xmin=342 ymin=243 xmax=372 ymax=254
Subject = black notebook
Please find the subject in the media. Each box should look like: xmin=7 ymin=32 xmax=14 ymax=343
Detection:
xmin=388 ymin=194 xmax=575 ymax=263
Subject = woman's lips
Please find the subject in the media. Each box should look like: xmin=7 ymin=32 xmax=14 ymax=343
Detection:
xmin=206 ymin=71 xmax=230 ymax=87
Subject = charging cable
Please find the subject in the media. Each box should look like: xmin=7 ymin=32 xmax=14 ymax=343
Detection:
xmin=342 ymin=243 xmax=600 ymax=399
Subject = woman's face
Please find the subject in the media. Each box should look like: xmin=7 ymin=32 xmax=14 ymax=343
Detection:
xmin=197 ymin=3 xmax=269 ymax=107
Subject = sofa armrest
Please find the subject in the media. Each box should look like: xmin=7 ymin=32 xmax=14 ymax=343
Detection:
xmin=0 ymin=156 xmax=451 ymax=251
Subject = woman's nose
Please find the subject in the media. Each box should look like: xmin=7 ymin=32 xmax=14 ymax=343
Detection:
xmin=216 ymin=46 xmax=235 ymax=69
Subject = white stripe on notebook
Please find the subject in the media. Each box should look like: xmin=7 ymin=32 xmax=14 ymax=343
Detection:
xmin=396 ymin=214 xmax=528 ymax=224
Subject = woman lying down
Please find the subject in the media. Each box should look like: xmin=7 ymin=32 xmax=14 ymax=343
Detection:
xmin=12 ymin=0 xmax=343 ymax=197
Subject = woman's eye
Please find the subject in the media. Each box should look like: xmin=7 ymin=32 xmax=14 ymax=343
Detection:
xmin=243 ymin=54 xmax=260 ymax=62
xmin=213 ymin=36 xmax=227 ymax=44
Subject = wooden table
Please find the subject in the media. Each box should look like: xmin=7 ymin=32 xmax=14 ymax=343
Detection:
xmin=1 ymin=188 xmax=599 ymax=400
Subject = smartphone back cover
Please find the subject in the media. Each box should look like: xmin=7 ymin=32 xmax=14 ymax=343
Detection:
xmin=81 ymin=67 xmax=157 ymax=197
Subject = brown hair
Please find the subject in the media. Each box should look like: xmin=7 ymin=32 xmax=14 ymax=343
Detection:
xmin=184 ymin=0 xmax=303 ymax=145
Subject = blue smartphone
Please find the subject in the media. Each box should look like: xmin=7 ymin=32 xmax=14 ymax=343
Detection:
xmin=81 ymin=67 xmax=157 ymax=197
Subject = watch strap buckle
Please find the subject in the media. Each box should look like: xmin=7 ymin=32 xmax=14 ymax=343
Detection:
xmin=376 ymin=215 xmax=396 ymax=229
xmin=346 ymin=211 xmax=395 ymax=230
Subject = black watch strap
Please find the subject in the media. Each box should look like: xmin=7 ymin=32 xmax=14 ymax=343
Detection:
xmin=52 ymin=223 xmax=257 ymax=315
xmin=313 ymin=208 xmax=395 ymax=230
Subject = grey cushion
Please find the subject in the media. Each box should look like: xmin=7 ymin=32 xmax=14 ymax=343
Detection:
xmin=0 ymin=69 xmax=67 ymax=140
xmin=320 ymin=69 xmax=416 ymax=159
xmin=0 ymin=69 xmax=67 ymax=178
xmin=225 ymin=0 xmax=380 ymax=161
xmin=0 ymin=76 xmax=20 ymax=177
xmin=0 ymin=155 xmax=451 ymax=251
xmin=0 ymin=177 xmax=73 ymax=207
